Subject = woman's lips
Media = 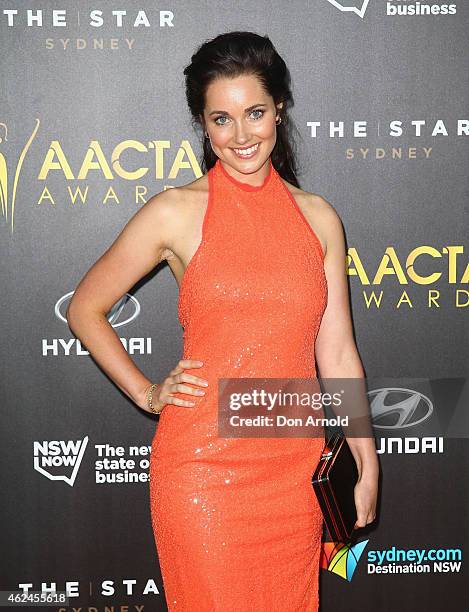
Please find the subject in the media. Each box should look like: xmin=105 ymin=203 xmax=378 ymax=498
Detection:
xmin=231 ymin=143 xmax=260 ymax=159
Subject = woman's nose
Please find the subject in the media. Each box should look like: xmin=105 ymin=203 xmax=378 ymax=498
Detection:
xmin=233 ymin=120 xmax=250 ymax=144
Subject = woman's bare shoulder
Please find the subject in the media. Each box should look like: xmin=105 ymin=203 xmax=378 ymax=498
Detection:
xmin=280 ymin=178 xmax=343 ymax=256
xmin=143 ymin=173 xmax=209 ymax=258
xmin=146 ymin=173 xmax=209 ymax=213
xmin=144 ymin=173 xmax=208 ymax=225
xmin=282 ymin=179 xmax=340 ymax=222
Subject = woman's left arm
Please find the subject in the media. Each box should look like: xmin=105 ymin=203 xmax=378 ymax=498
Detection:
xmin=313 ymin=198 xmax=379 ymax=529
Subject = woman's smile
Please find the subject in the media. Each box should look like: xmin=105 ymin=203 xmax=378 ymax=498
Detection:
xmin=231 ymin=142 xmax=260 ymax=159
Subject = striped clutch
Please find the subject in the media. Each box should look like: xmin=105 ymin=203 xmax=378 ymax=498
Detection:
xmin=312 ymin=432 xmax=359 ymax=542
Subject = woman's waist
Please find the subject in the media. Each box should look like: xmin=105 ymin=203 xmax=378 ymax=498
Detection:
xmin=180 ymin=345 xmax=316 ymax=376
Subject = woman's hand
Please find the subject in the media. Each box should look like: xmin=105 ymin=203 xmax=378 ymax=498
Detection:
xmin=353 ymin=471 xmax=378 ymax=530
xmin=138 ymin=359 xmax=209 ymax=414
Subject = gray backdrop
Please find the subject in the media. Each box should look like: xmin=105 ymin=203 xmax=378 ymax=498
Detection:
xmin=1 ymin=1 xmax=468 ymax=610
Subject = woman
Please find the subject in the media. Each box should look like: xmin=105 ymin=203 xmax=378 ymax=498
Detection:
xmin=67 ymin=31 xmax=378 ymax=611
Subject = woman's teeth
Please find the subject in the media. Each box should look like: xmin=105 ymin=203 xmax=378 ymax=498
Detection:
xmin=233 ymin=143 xmax=259 ymax=158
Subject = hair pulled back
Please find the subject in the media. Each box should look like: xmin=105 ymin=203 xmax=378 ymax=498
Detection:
xmin=183 ymin=31 xmax=301 ymax=187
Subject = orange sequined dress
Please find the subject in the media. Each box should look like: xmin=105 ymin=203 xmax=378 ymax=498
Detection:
xmin=150 ymin=157 xmax=328 ymax=611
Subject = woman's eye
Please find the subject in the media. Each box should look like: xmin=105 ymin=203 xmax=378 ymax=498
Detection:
xmin=214 ymin=110 xmax=264 ymax=126
xmin=250 ymin=109 xmax=264 ymax=120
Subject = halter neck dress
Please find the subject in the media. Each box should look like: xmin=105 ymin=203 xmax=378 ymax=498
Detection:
xmin=150 ymin=157 xmax=328 ymax=611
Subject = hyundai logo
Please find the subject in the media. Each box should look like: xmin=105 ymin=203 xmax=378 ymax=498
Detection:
xmin=368 ymin=387 xmax=433 ymax=429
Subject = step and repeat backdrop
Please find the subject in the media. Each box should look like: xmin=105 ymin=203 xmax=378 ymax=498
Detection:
xmin=1 ymin=1 xmax=468 ymax=611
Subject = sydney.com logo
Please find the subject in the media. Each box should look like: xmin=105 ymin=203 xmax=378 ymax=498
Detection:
xmin=321 ymin=539 xmax=369 ymax=581
xmin=322 ymin=541 xmax=462 ymax=580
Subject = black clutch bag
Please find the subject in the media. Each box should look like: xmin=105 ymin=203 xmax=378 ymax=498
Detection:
xmin=312 ymin=431 xmax=359 ymax=542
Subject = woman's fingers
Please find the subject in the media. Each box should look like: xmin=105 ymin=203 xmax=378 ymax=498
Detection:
xmin=171 ymin=382 xmax=206 ymax=396
xmin=175 ymin=371 xmax=209 ymax=388
xmin=157 ymin=358 xmax=208 ymax=409
xmin=173 ymin=358 xmax=204 ymax=373
xmin=354 ymin=512 xmax=376 ymax=529
xmin=353 ymin=478 xmax=378 ymax=530
xmin=164 ymin=394 xmax=198 ymax=407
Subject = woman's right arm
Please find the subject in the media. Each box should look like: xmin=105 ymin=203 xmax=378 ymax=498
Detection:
xmin=66 ymin=188 xmax=183 ymax=411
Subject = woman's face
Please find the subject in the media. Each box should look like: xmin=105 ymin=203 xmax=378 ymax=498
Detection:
xmin=202 ymin=74 xmax=283 ymax=176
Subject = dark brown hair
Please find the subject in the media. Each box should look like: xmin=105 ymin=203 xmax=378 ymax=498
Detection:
xmin=183 ymin=31 xmax=301 ymax=187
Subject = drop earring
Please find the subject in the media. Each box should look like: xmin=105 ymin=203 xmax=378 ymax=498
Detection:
xmin=275 ymin=117 xmax=282 ymax=125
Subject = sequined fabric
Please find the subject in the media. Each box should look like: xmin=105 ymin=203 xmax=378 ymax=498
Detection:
xmin=150 ymin=157 xmax=328 ymax=611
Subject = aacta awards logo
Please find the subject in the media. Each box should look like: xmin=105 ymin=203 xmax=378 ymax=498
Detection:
xmin=0 ymin=119 xmax=40 ymax=233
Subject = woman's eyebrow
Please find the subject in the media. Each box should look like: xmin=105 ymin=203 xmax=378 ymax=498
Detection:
xmin=208 ymin=103 xmax=268 ymax=116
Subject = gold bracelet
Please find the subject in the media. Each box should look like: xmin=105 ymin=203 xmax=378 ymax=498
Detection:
xmin=146 ymin=383 xmax=163 ymax=414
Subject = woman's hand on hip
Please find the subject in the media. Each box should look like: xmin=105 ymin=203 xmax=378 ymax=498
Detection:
xmin=139 ymin=359 xmax=209 ymax=414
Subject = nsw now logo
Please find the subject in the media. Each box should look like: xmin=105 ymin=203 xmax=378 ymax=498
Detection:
xmin=33 ymin=437 xmax=89 ymax=487
xmin=325 ymin=0 xmax=370 ymax=19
